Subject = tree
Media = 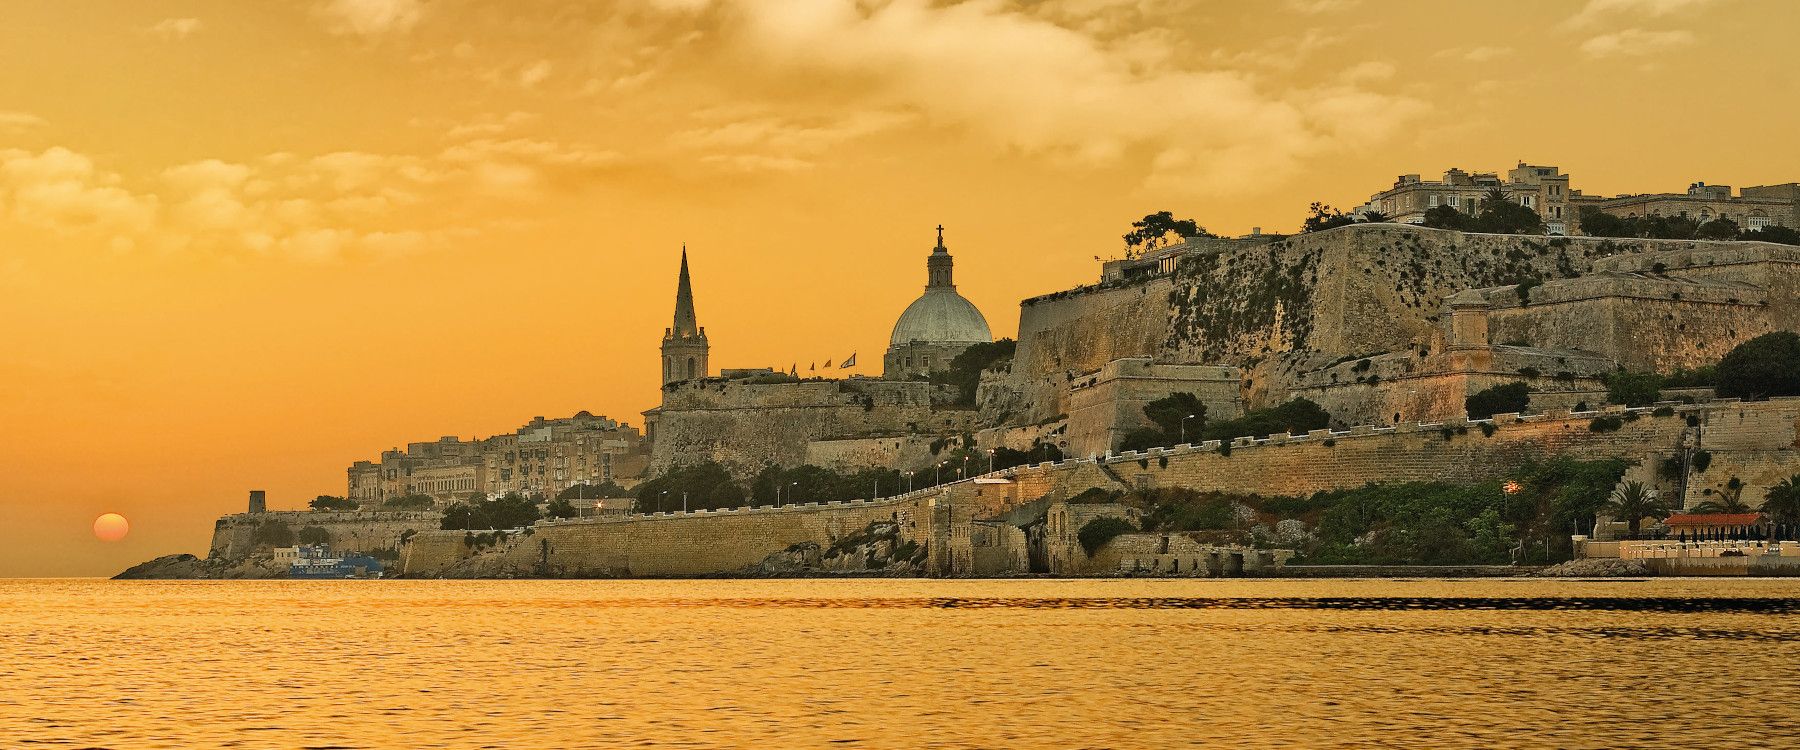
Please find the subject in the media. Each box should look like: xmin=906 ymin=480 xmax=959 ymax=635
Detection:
xmin=1470 ymin=188 xmax=1544 ymax=234
xmin=1601 ymin=481 xmax=1670 ymax=537
xmin=297 ymin=526 xmax=331 ymax=545
xmin=1422 ymin=204 xmax=1469 ymax=231
xmin=1605 ymin=370 xmax=1664 ymax=407
xmin=1743 ymin=225 xmax=1800 ymax=245
xmin=251 ymin=518 xmax=295 ymax=548
xmin=1302 ymin=202 xmax=1357 ymax=233
xmin=634 ymin=462 xmax=737 ymax=512
xmin=1203 ymin=399 xmax=1332 ymax=441
xmin=557 ymin=481 xmax=627 ymax=500
xmin=1078 ymin=517 xmax=1138 ymax=556
xmin=1123 ymin=211 xmax=1211 ymax=254
xmin=1696 ymin=216 xmax=1741 ymax=240
xmin=1465 ymin=382 xmax=1530 ymax=420
xmin=1691 ymin=484 xmax=1751 ymax=514
xmin=381 ymin=494 xmax=435 ymax=510
xmin=1716 ymin=332 xmax=1800 ymax=400
xmin=309 ymin=495 xmax=358 ymax=511
xmin=1760 ymin=474 xmax=1800 ymax=528
xmin=439 ymin=493 xmax=541 ymax=530
xmin=1578 ymin=208 xmax=1634 ymax=237
xmin=544 ymin=497 xmax=579 ymax=519
xmin=1119 ymin=428 xmax=1168 ymax=453
xmin=930 ymin=339 xmax=1016 ymax=406
xmin=1360 ymin=210 xmax=1390 ymax=223
xmin=1143 ymin=393 xmax=1206 ymax=441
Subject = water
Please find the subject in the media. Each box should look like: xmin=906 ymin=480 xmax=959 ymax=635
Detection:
xmin=5 ymin=578 xmax=1799 ymax=748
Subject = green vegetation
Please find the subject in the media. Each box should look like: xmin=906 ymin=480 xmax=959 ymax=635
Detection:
xmin=1077 ymin=517 xmax=1138 ymax=556
xmin=250 ymin=518 xmax=294 ymax=547
xmin=380 ymin=494 xmax=434 ymax=510
xmin=1120 ymin=392 xmax=1207 ymax=450
xmin=309 ymin=495 xmax=358 ymax=511
xmin=297 ymin=526 xmax=331 ymax=545
xmin=544 ymin=497 xmax=579 ymax=519
xmin=1692 ymin=450 xmax=1713 ymax=473
xmin=1123 ymin=211 xmax=1212 ymax=253
xmin=1601 ymin=481 xmax=1670 ymax=537
xmin=929 ymin=339 xmax=1016 ymax=406
xmin=557 ymin=481 xmax=627 ymax=499
xmin=1691 ymin=484 xmax=1750 ymax=514
xmin=1580 ymin=208 xmax=1800 ymax=245
xmin=1202 ymin=398 xmax=1330 ymax=441
xmin=1662 ymin=365 xmax=1717 ymax=388
xmin=1465 ymin=382 xmax=1530 ymax=420
xmin=440 ymin=493 xmax=541 ymax=530
xmin=1421 ymin=189 xmax=1545 ymax=234
xmin=1762 ymin=475 xmax=1800 ymax=528
xmin=1715 ymin=332 xmax=1800 ymax=400
xmin=1604 ymin=370 xmax=1664 ymax=407
xmin=1588 ymin=415 xmax=1624 ymax=432
xmin=751 ymin=464 xmax=900 ymax=506
xmin=1097 ymin=457 xmax=1626 ymax=564
xmin=634 ymin=462 xmax=744 ymax=512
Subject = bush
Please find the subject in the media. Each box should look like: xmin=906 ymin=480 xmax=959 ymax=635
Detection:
xmin=1693 ymin=450 xmax=1713 ymax=473
xmin=309 ymin=495 xmax=358 ymax=511
xmin=557 ymin=481 xmax=627 ymax=500
xmin=1604 ymin=371 xmax=1663 ymax=407
xmin=1119 ymin=428 xmax=1168 ymax=453
xmin=1716 ymin=332 xmax=1800 ymax=400
xmin=1078 ymin=517 xmax=1138 ymax=556
xmin=251 ymin=519 xmax=294 ymax=547
xmin=440 ymin=493 xmax=541 ymax=530
xmin=1588 ymin=416 xmax=1624 ymax=432
xmin=544 ymin=498 xmax=579 ymax=519
xmin=1068 ymin=487 xmax=1124 ymax=505
xmin=381 ymin=494 xmax=435 ymax=510
xmin=297 ymin=526 xmax=331 ymax=545
xmin=929 ymin=339 xmax=1016 ymax=406
xmin=1479 ymin=422 xmax=1498 ymax=437
xmin=1466 ymin=383 xmax=1530 ymax=420
xmin=1203 ymin=399 xmax=1331 ymax=442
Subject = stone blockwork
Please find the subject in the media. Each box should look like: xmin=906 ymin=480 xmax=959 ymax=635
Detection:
xmin=1002 ymin=225 xmax=1795 ymax=424
xmin=647 ymin=377 xmax=978 ymax=475
xmin=1065 ymin=358 xmax=1243 ymax=456
xmin=210 ymin=511 xmax=440 ymax=560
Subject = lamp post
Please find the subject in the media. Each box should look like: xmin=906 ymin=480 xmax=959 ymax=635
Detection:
xmin=682 ymin=491 xmax=688 ymax=513
xmin=987 ymin=449 xmax=995 ymax=474
xmin=1181 ymin=414 xmax=1198 ymax=444
xmin=659 ymin=490 xmax=668 ymax=514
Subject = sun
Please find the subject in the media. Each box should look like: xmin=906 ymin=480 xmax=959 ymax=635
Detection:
xmin=93 ymin=513 xmax=130 ymax=542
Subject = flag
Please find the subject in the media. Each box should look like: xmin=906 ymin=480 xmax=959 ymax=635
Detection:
xmin=841 ymin=353 xmax=856 ymax=368
xmin=809 ymin=362 xmax=815 ymax=371
xmin=790 ymin=363 xmax=797 ymax=376
xmin=824 ymin=359 xmax=833 ymax=368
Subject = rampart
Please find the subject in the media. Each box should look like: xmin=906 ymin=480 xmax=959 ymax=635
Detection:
xmin=1004 ymin=225 xmax=1790 ymax=420
xmin=210 ymin=510 xmax=441 ymax=560
xmin=648 ymin=377 xmax=977 ymax=475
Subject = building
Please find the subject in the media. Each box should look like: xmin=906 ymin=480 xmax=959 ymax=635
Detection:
xmin=661 ymin=247 xmax=709 ymax=385
xmin=883 ymin=226 xmax=993 ymax=379
xmin=346 ymin=415 xmax=646 ymax=506
xmin=1357 ymin=162 xmax=1797 ymax=236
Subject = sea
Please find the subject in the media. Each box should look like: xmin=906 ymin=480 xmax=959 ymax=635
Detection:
xmin=4 ymin=577 xmax=1799 ymax=748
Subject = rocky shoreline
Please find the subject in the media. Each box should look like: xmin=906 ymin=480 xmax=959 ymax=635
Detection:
xmin=113 ymin=553 xmax=290 ymax=580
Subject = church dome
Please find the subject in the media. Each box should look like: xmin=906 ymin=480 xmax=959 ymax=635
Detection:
xmin=889 ymin=288 xmax=992 ymax=346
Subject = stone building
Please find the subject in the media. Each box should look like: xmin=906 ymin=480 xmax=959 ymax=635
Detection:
xmin=1356 ymin=162 xmax=1798 ymax=235
xmin=883 ymin=226 xmax=993 ymax=379
xmin=346 ymin=414 xmax=645 ymax=506
xmin=661 ymin=247 xmax=709 ymax=385
xmin=1065 ymin=358 xmax=1243 ymax=456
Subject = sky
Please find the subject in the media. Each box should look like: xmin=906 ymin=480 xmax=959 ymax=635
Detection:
xmin=3 ymin=0 xmax=1797 ymax=577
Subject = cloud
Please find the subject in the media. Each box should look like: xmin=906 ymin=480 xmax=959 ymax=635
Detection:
xmin=1580 ymin=28 xmax=1696 ymax=57
xmin=679 ymin=1 xmax=1424 ymax=193
xmin=315 ymin=0 xmax=423 ymax=36
xmin=147 ymin=18 xmax=203 ymax=39
xmin=1285 ymin=0 xmax=1360 ymax=13
xmin=0 ymin=147 xmax=158 ymax=239
xmin=1436 ymin=45 xmax=1514 ymax=62
xmin=0 ymin=111 xmax=47 ymax=134
xmin=670 ymin=110 xmax=913 ymax=171
xmin=1338 ymin=61 xmax=1395 ymax=85
xmin=518 ymin=60 xmax=554 ymax=88
xmin=1563 ymin=0 xmax=1721 ymax=28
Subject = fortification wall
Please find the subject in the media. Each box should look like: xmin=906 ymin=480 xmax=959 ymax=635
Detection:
xmin=210 ymin=511 xmax=440 ymax=560
xmin=1484 ymin=280 xmax=1771 ymax=372
xmin=1006 ymin=225 xmax=1786 ymax=421
xmin=1687 ymin=400 xmax=1800 ymax=506
xmin=403 ymin=497 xmax=929 ymax=577
xmin=804 ymin=435 xmax=939 ymax=473
xmin=649 ymin=378 xmax=976 ymax=475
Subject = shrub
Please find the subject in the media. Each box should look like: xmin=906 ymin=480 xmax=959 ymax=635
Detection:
xmin=1078 ymin=517 xmax=1138 ymax=557
xmin=1652 ymin=406 xmax=1676 ymax=417
xmin=381 ymin=494 xmax=435 ymax=510
xmin=251 ymin=519 xmax=294 ymax=547
xmin=1203 ymin=398 xmax=1331 ymax=442
xmin=1322 ymin=438 xmax=1336 ymax=447
xmin=296 ymin=526 xmax=331 ymax=545
xmin=1466 ymin=382 xmax=1530 ymax=420
xmin=1217 ymin=441 xmax=1232 ymax=457
xmin=1588 ymin=416 xmax=1624 ymax=432
xmin=1479 ymin=422 xmax=1498 ymax=437
xmin=1604 ymin=370 xmax=1664 ymax=407
xmin=1693 ymin=450 xmax=1713 ymax=473
xmin=309 ymin=495 xmax=359 ymax=511
xmin=1716 ymin=332 xmax=1800 ymax=400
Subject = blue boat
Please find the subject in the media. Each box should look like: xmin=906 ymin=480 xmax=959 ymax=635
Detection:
xmin=283 ymin=544 xmax=384 ymax=579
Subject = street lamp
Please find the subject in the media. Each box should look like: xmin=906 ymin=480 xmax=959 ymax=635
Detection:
xmin=1181 ymin=414 xmax=1198 ymax=444
xmin=987 ymin=449 xmax=995 ymax=474
xmin=682 ymin=491 xmax=688 ymax=513
xmin=659 ymin=490 xmax=668 ymax=514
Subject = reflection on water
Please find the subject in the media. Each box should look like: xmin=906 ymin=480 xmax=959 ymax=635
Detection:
xmin=4 ymin=578 xmax=1799 ymax=748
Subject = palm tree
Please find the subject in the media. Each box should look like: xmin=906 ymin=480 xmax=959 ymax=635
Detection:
xmin=1692 ymin=485 xmax=1752 ymax=514
xmin=1601 ymin=481 xmax=1670 ymax=538
xmin=1761 ymin=474 xmax=1800 ymax=536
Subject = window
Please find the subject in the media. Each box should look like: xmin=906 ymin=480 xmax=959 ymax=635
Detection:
xmin=1547 ymin=222 xmax=1566 ymax=235
xmin=1749 ymin=213 xmax=1772 ymax=229
xmin=1447 ymin=195 xmax=1459 ymax=208
xmin=1428 ymin=194 xmax=1439 ymax=208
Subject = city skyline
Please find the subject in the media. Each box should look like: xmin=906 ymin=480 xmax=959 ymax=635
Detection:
xmin=6 ymin=0 xmax=1800 ymax=577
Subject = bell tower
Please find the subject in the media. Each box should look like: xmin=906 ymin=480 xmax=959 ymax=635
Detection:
xmin=661 ymin=246 xmax=710 ymax=384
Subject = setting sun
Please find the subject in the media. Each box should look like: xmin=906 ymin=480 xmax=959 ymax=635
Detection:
xmin=92 ymin=513 xmax=130 ymax=543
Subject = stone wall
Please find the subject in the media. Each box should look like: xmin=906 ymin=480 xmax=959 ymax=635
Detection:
xmin=1065 ymin=358 xmax=1243 ymax=456
xmin=403 ymin=497 xmax=928 ymax=577
xmin=1483 ymin=274 xmax=1772 ymax=372
xmin=648 ymin=377 xmax=977 ymax=476
xmin=210 ymin=510 xmax=441 ymax=560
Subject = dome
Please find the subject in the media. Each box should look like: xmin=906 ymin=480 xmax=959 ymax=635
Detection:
xmin=889 ymin=288 xmax=992 ymax=346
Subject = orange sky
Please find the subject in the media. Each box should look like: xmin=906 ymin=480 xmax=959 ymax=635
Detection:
xmin=4 ymin=0 xmax=1797 ymax=576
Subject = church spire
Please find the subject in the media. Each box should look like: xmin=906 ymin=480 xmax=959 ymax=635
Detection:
xmin=672 ymin=244 xmax=699 ymax=337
